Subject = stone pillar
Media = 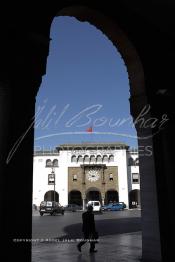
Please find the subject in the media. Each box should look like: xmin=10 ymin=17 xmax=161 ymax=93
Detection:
xmin=101 ymin=166 xmax=105 ymax=206
xmin=149 ymin=93 xmax=175 ymax=261
xmin=81 ymin=166 xmax=86 ymax=211
xmin=0 ymin=80 xmax=40 ymax=262
xmin=82 ymin=192 xmax=86 ymax=210
xmin=101 ymin=196 xmax=105 ymax=206
xmin=0 ymin=21 xmax=50 ymax=261
xmin=138 ymin=130 xmax=161 ymax=261
xmin=82 ymin=198 xmax=86 ymax=210
xmin=130 ymin=95 xmax=162 ymax=261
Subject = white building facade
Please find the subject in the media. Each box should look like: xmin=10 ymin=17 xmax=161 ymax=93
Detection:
xmin=33 ymin=142 xmax=140 ymax=209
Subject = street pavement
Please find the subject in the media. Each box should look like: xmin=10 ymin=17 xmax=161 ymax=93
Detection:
xmin=32 ymin=209 xmax=141 ymax=238
xmin=32 ymin=209 xmax=142 ymax=262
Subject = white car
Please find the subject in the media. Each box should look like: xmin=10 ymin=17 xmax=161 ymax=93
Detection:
xmin=87 ymin=201 xmax=102 ymax=212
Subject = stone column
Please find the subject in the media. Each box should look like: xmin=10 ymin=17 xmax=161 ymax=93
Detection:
xmin=130 ymin=94 xmax=162 ymax=262
xmin=0 ymin=80 xmax=41 ymax=262
xmin=148 ymin=93 xmax=175 ymax=261
xmin=101 ymin=193 xmax=105 ymax=206
xmin=101 ymin=166 xmax=106 ymax=206
xmin=0 ymin=22 xmax=50 ymax=261
xmin=81 ymin=166 xmax=86 ymax=210
xmin=82 ymin=198 xmax=86 ymax=210
xmin=82 ymin=192 xmax=86 ymax=210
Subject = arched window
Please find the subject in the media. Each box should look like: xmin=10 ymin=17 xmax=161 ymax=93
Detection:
xmin=73 ymin=174 xmax=77 ymax=181
xmin=53 ymin=159 xmax=58 ymax=167
xmin=103 ymin=155 xmax=108 ymax=162
xmin=109 ymin=173 xmax=113 ymax=181
xmin=77 ymin=155 xmax=83 ymax=163
xmin=84 ymin=155 xmax=90 ymax=163
xmin=46 ymin=159 xmax=52 ymax=167
xmin=71 ymin=155 xmax=77 ymax=163
xmin=90 ymin=155 xmax=96 ymax=163
xmin=128 ymin=157 xmax=134 ymax=166
xmin=109 ymin=155 xmax=114 ymax=162
xmin=96 ymin=155 xmax=102 ymax=163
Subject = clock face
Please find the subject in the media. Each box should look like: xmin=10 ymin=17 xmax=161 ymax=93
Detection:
xmin=86 ymin=169 xmax=100 ymax=182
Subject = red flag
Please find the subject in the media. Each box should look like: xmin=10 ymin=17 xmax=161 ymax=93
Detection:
xmin=86 ymin=126 xmax=93 ymax=132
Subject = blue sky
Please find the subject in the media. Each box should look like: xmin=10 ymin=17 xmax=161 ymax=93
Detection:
xmin=34 ymin=16 xmax=138 ymax=150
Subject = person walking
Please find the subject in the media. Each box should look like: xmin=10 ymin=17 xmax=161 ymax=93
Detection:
xmin=77 ymin=205 xmax=98 ymax=253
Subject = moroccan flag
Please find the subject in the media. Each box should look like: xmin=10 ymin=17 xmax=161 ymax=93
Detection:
xmin=86 ymin=126 xmax=93 ymax=132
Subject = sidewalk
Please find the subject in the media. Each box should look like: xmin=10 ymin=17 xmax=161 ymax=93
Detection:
xmin=32 ymin=231 xmax=142 ymax=262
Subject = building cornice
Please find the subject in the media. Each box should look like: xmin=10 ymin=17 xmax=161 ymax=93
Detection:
xmin=34 ymin=150 xmax=59 ymax=156
xmin=56 ymin=142 xmax=129 ymax=151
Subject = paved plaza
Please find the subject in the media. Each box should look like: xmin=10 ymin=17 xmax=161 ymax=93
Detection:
xmin=32 ymin=232 xmax=141 ymax=262
xmin=32 ymin=210 xmax=142 ymax=262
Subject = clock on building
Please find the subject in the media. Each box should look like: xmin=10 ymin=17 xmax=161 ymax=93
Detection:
xmin=86 ymin=169 xmax=100 ymax=182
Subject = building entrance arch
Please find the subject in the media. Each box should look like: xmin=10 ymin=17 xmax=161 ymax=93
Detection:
xmin=44 ymin=190 xmax=59 ymax=202
xmin=86 ymin=187 xmax=102 ymax=204
xmin=105 ymin=190 xmax=119 ymax=205
xmin=68 ymin=190 xmax=82 ymax=206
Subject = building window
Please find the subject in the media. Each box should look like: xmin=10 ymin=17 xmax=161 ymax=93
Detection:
xmin=109 ymin=173 xmax=113 ymax=181
xmin=77 ymin=155 xmax=83 ymax=163
xmin=109 ymin=155 xmax=114 ymax=162
xmin=90 ymin=155 xmax=96 ymax=163
xmin=46 ymin=159 xmax=52 ymax=167
xmin=132 ymin=173 xmax=139 ymax=183
xmin=53 ymin=159 xmax=58 ymax=167
xmin=71 ymin=155 xmax=77 ymax=163
xmin=84 ymin=155 xmax=90 ymax=163
xmin=96 ymin=155 xmax=102 ymax=163
xmin=73 ymin=174 xmax=77 ymax=181
xmin=48 ymin=173 xmax=55 ymax=185
xmin=103 ymin=155 xmax=108 ymax=162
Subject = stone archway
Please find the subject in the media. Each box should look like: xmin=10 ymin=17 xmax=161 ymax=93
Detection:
xmin=105 ymin=190 xmax=119 ymax=205
xmin=54 ymin=6 xmax=161 ymax=261
xmin=68 ymin=190 xmax=82 ymax=206
xmin=44 ymin=190 xmax=59 ymax=202
xmin=86 ymin=187 xmax=102 ymax=204
xmin=1 ymin=3 xmax=173 ymax=262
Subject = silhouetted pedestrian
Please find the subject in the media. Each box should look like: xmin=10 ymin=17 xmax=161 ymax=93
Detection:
xmin=77 ymin=205 xmax=98 ymax=253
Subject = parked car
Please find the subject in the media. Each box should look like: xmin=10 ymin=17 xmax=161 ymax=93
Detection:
xmin=118 ymin=202 xmax=126 ymax=209
xmin=39 ymin=201 xmax=64 ymax=216
xmin=102 ymin=203 xmax=124 ymax=211
xmin=87 ymin=201 xmax=102 ymax=212
xmin=64 ymin=204 xmax=82 ymax=212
